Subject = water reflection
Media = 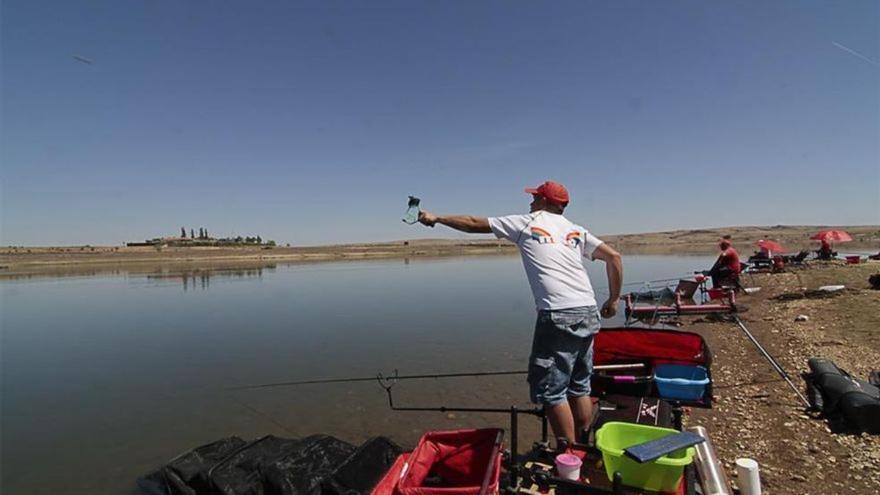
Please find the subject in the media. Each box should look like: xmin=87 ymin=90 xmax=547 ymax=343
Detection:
xmin=145 ymin=266 xmax=276 ymax=291
xmin=0 ymin=268 xmax=126 ymax=281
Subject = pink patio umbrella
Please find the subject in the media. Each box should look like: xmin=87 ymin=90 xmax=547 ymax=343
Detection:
xmin=810 ymin=230 xmax=853 ymax=243
xmin=755 ymin=239 xmax=785 ymax=253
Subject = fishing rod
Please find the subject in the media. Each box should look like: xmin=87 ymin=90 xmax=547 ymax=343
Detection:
xmin=227 ymin=364 xmax=644 ymax=391
xmin=732 ymin=316 xmax=810 ymax=408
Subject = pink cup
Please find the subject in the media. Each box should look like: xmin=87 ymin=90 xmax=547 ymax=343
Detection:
xmin=555 ymin=453 xmax=582 ymax=481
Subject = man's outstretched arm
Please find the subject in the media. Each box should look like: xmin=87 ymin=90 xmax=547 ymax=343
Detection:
xmin=418 ymin=210 xmax=492 ymax=234
xmin=592 ymin=243 xmax=623 ymax=318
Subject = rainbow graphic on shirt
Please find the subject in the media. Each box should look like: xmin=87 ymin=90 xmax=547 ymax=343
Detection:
xmin=565 ymin=231 xmax=582 ymax=248
xmin=530 ymin=227 xmax=554 ymax=244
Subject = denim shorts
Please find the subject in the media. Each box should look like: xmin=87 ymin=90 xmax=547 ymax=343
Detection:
xmin=527 ymin=306 xmax=601 ymax=407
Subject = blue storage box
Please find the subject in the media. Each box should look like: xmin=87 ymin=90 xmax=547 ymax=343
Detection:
xmin=654 ymin=364 xmax=709 ymax=401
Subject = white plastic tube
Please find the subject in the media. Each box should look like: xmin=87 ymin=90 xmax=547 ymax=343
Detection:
xmin=687 ymin=426 xmax=732 ymax=495
xmin=735 ymin=458 xmax=762 ymax=495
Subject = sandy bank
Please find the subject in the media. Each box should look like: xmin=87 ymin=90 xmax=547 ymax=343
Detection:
xmin=683 ymin=261 xmax=880 ymax=493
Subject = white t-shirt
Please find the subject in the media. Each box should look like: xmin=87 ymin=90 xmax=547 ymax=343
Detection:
xmin=488 ymin=211 xmax=604 ymax=311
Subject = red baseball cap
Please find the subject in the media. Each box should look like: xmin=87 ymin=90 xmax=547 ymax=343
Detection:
xmin=525 ymin=181 xmax=570 ymax=206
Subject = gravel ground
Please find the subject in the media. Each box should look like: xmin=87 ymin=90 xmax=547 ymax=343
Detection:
xmin=682 ymin=261 xmax=880 ymax=494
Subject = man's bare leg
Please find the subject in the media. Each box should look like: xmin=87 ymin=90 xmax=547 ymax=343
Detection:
xmin=546 ymin=401 xmax=576 ymax=444
xmin=569 ymin=395 xmax=594 ymax=440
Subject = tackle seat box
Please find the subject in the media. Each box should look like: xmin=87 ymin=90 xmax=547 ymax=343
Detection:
xmin=372 ymin=429 xmax=504 ymax=495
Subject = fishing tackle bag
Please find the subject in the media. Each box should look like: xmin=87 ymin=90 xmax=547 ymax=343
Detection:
xmin=804 ymin=358 xmax=880 ymax=434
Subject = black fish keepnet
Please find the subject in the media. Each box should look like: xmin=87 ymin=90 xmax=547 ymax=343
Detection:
xmin=138 ymin=435 xmax=402 ymax=495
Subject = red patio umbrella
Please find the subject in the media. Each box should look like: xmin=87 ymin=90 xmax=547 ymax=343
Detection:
xmin=756 ymin=239 xmax=785 ymax=252
xmin=810 ymin=230 xmax=853 ymax=243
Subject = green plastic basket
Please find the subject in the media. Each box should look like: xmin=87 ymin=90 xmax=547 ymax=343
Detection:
xmin=595 ymin=422 xmax=695 ymax=493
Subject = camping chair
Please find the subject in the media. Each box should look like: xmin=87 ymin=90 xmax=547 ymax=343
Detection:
xmin=815 ymin=248 xmax=837 ymax=260
xmin=782 ymin=250 xmax=810 ymax=267
xmin=747 ymin=253 xmax=773 ymax=272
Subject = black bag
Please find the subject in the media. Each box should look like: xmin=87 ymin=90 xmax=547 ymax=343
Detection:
xmin=804 ymin=358 xmax=880 ymax=434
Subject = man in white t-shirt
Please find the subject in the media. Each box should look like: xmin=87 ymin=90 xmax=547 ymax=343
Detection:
xmin=418 ymin=181 xmax=623 ymax=444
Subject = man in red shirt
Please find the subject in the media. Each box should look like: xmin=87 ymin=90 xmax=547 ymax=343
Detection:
xmin=818 ymin=239 xmax=834 ymax=260
xmin=708 ymin=239 xmax=741 ymax=288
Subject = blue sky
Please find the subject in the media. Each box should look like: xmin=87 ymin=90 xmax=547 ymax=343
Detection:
xmin=2 ymin=1 xmax=878 ymax=246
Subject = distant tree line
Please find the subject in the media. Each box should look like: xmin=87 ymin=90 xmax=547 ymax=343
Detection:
xmin=129 ymin=228 xmax=276 ymax=247
xmin=233 ymin=235 xmax=262 ymax=244
xmin=173 ymin=227 xmax=275 ymax=246
xmin=229 ymin=235 xmax=275 ymax=246
xmin=180 ymin=227 xmax=211 ymax=239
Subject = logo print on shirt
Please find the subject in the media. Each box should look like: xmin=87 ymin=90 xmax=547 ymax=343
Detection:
xmin=565 ymin=231 xmax=582 ymax=248
xmin=530 ymin=227 xmax=554 ymax=244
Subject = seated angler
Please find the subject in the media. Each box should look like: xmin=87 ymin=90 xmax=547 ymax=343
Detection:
xmin=817 ymin=239 xmax=835 ymax=260
xmin=707 ymin=239 xmax=741 ymax=289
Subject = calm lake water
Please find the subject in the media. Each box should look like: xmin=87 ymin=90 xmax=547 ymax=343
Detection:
xmin=1 ymin=254 xmax=713 ymax=494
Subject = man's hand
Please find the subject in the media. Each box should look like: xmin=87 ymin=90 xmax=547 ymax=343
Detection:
xmin=418 ymin=210 xmax=438 ymax=227
xmin=600 ymin=298 xmax=618 ymax=319
xmin=417 ymin=212 xmax=491 ymax=233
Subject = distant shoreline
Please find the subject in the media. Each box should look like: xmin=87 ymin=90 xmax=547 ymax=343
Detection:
xmin=1 ymin=224 xmax=877 ymax=277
